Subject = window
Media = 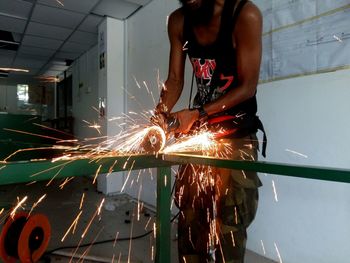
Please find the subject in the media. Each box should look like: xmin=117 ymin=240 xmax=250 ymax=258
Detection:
xmin=17 ymin=84 xmax=29 ymax=102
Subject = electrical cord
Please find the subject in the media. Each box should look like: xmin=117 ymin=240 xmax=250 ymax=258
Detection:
xmin=45 ymin=181 xmax=179 ymax=256
xmin=45 ymin=212 xmax=179 ymax=256
xmin=45 ymin=230 xmax=152 ymax=255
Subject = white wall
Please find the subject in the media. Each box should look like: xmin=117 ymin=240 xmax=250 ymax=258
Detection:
xmin=96 ymin=17 xmax=126 ymax=194
xmin=71 ymin=45 xmax=100 ymax=139
xmin=105 ymin=18 xmax=125 ymax=138
xmin=256 ymin=69 xmax=350 ymax=168
xmin=248 ymin=69 xmax=350 ymax=263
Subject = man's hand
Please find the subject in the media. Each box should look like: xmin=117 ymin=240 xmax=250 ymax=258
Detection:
xmin=173 ymin=109 xmax=199 ymax=134
xmin=154 ymin=103 xmax=169 ymax=116
xmin=151 ymin=103 xmax=169 ymax=130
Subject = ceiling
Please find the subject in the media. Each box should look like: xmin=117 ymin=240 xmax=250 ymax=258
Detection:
xmin=0 ymin=0 xmax=151 ymax=82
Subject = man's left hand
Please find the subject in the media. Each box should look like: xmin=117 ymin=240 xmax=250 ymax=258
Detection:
xmin=173 ymin=109 xmax=199 ymax=134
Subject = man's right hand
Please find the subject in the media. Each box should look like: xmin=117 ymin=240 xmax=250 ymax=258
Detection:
xmin=154 ymin=103 xmax=169 ymax=116
xmin=151 ymin=103 xmax=170 ymax=131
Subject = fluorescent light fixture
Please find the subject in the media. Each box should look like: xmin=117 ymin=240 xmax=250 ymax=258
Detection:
xmin=0 ymin=40 xmax=20 ymax=45
xmin=0 ymin=67 xmax=29 ymax=73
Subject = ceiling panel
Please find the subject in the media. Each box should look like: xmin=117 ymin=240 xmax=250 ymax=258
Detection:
xmin=12 ymin=33 xmax=22 ymax=42
xmin=26 ymin=22 xmax=73 ymax=41
xmin=0 ymin=0 xmax=33 ymax=20
xmin=55 ymin=51 xmax=81 ymax=60
xmin=13 ymin=57 xmax=47 ymax=69
xmin=22 ymin=35 xmax=63 ymax=50
xmin=60 ymin=41 xmax=91 ymax=53
xmin=0 ymin=51 xmax=15 ymax=67
xmin=9 ymin=71 xmax=38 ymax=77
xmin=40 ymin=69 xmax=62 ymax=77
xmin=0 ymin=15 xmax=27 ymax=33
xmin=93 ymin=0 xmax=140 ymax=20
xmin=31 ymin=4 xmax=85 ymax=29
xmin=46 ymin=64 xmax=68 ymax=71
xmin=37 ymin=0 xmax=100 ymax=14
xmin=125 ymin=0 xmax=152 ymax=6
xmin=78 ymin=14 xmax=103 ymax=33
xmin=0 ymin=49 xmax=16 ymax=57
xmin=68 ymin=30 xmax=97 ymax=46
xmin=18 ymin=45 xmax=56 ymax=58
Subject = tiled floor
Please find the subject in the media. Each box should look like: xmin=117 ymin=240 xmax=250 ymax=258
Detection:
xmin=0 ymin=177 xmax=275 ymax=263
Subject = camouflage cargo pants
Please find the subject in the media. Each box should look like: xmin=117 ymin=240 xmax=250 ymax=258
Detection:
xmin=175 ymin=134 xmax=261 ymax=263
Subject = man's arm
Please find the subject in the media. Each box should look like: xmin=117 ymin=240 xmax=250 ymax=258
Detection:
xmin=202 ymin=2 xmax=262 ymax=116
xmin=155 ymin=10 xmax=186 ymax=115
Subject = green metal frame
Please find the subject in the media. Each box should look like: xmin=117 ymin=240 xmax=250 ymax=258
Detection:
xmin=0 ymin=155 xmax=172 ymax=185
xmin=164 ymin=154 xmax=350 ymax=183
xmin=1 ymin=153 xmax=350 ymax=262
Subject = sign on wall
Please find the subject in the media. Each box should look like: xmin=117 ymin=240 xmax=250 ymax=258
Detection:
xmin=256 ymin=0 xmax=350 ymax=82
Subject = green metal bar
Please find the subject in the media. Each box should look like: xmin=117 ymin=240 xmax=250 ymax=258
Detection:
xmin=164 ymin=154 xmax=350 ymax=183
xmin=0 ymin=155 xmax=173 ymax=186
xmin=2 ymin=153 xmax=350 ymax=185
xmin=156 ymin=166 xmax=172 ymax=263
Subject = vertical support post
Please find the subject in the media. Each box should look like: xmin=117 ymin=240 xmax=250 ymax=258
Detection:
xmin=156 ymin=166 xmax=172 ymax=263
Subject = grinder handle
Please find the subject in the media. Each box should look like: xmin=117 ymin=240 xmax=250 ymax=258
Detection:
xmin=166 ymin=116 xmax=180 ymax=132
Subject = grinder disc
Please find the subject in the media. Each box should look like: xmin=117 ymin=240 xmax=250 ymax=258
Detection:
xmin=141 ymin=126 xmax=166 ymax=153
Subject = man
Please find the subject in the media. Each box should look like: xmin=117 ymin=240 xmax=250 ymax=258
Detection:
xmin=155 ymin=0 xmax=266 ymax=262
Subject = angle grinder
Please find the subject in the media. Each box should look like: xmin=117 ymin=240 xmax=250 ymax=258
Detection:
xmin=141 ymin=115 xmax=180 ymax=153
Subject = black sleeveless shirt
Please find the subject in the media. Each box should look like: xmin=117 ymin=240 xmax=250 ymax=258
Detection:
xmin=183 ymin=0 xmax=257 ymax=121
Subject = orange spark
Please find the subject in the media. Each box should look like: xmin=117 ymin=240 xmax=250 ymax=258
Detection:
xmin=93 ymin=164 xmax=103 ymax=184
xmin=272 ymin=180 xmax=279 ymax=202
xmin=59 ymin=177 xmax=74 ymax=189
xmin=10 ymin=196 xmax=28 ymax=218
xmin=61 ymin=210 xmax=83 ymax=242
xmin=28 ymin=194 xmax=46 ymax=216
xmin=120 ymin=160 xmax=136 ymax=192
xmin=274 ymin=242 xmax=283 ymax=263
xmin=3 ymin=128 xmax=63 ymax=141
xmin=81 ymin=198 xmax=105 ymax=238
xmin=79 ymin=193 xmax=85 ymax=210
xmin=144 ymin=217 xmax=152 ymax=230
xmin=113 ymin=232 xmax=119 ymax=247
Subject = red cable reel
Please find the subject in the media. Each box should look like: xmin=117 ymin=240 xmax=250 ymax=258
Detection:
xmin=0 ymin=211 xmax=51 ymax=263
